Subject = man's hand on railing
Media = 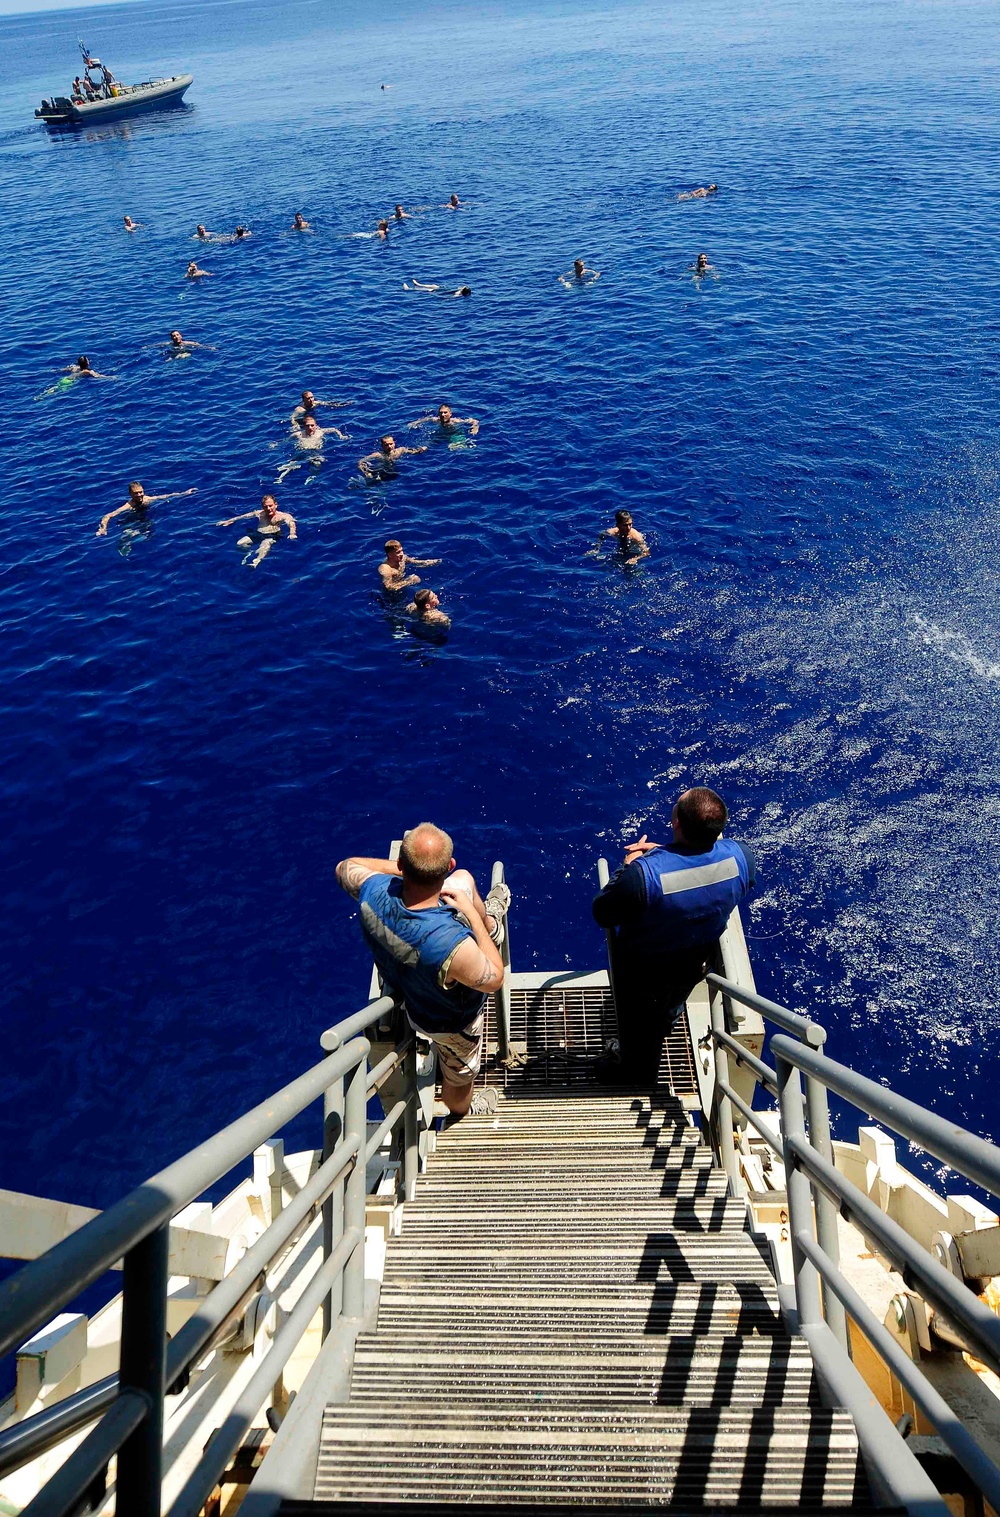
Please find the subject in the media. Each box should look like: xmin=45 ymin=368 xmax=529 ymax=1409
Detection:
xmin=622 ymin=834 xmax=661 ymax=866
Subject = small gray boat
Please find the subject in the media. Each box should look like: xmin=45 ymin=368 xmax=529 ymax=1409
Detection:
xmin=35 ymin=41 xmax=192 ymax=126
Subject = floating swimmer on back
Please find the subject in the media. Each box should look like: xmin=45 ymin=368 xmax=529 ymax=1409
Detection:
xmin=275 ymin=413 xmax=350 ymax=484
xmin=165 ymin=329 xmax=216 ymax=360
xmin=217 ymin=493 xmax=297 ymax=569
xmin=403 ymin=279 xmax=471 ymax=297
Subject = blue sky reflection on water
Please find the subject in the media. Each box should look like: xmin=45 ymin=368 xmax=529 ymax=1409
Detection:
xmin=1 ymin=0 xmax=1000 ymax=1205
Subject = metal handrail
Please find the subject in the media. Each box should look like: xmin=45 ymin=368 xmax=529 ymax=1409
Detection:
xmin=705 ymin=975 xmax=846 ymax=1349
xmin=712 ymin=1026 xmax=778 ymax=1093
xmin=706 ymin=972 xmax=826 ymax=1046
xmin=771 ymin=1034 xmax=1000 ymax=1198
xmin=761 ymin=1034 xmax=1000 ymax=1517
xmin=0 ymin=988 xmax=422 ymax=1516
xmin=0 ymin=1035 xmax=368 ymax=1359
xmin=797 ymin=1231 xmax=1000 ymax=1513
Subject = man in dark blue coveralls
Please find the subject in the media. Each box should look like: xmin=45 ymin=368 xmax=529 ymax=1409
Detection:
xmin=592 ymin=787 xmax=755 ymax=1082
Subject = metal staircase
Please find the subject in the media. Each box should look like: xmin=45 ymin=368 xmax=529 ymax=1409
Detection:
xmin=293 ymin=1090 xmax=872 ymax=1511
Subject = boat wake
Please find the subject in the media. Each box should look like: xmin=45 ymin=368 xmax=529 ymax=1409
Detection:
xmin=909 ymin=612 xmax=1000 ymax=682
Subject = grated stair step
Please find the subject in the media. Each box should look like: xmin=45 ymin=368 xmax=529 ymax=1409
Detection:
xmin=310 ymin=1088 xmax=868 ymax=1508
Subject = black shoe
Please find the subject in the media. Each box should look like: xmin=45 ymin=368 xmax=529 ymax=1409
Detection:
xmin=592 ymin=1053 xmax=634 ymax=1087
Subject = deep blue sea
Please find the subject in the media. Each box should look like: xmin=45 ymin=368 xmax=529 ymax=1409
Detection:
xmin=1 ymin=0 xmax=1000 ymax=1218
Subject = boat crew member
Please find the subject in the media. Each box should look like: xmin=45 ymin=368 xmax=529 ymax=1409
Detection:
xmin=408 ymin=403 xmax=479 ymax=436
xmin=407 ymin=588 xmax=450 ymax=627
xmin=592 ymin=788 xmax=755 ymax=1082
xmin=379 ymin=539 xmax=441 ymax=592
xmin=559 ymin=258 xmax=601 ymax=286
xmin=291 ymin=389 xmax=352 ymax=422
xmin=292 ymin=212 xmax=311 ymax=230
xmin=592 ymin=509 xmax=648 ymax=562
xmin=217 ymin=494 xmax=296 ymax=568
xmin=96 ymin=481 xmax=196 ymax=537
xmin=358 ymin=435 xmax=427 ymax=481
xmin=186 ymin=260 xmax=212 ymax=279
xmin=336 ymin=824 xmax=509 ymax=1116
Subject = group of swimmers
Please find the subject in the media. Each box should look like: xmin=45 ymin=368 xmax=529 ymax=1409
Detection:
xmin=118 ymin=191 xmax=719 ymax=296
xmin=68 ymin=176 xmax=720 ymax=620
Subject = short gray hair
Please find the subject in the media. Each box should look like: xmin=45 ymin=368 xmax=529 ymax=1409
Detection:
xmin=399 ymin=823 xmax=453 ymax=883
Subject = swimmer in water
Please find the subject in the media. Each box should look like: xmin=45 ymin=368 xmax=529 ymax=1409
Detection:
xmin=123 ymin=215 xmax=142 ymax=232
xmin=408 ymin=403 xmax=479 ymax=436
xmin=167 ymin=329 xmax=216 ymax=357
xmin=379 ymin=538 xmax=441 ymax=591
xmin=291 ymin=388 xmax=353 ymax=422
xmin=194 ymin=224 xmax=223 ymax=241
xmin=677 ymin=184 xmax=718 ymax=200
xmin=559 ymin=258 xmax=601 ymax=287
xmin=96 ymin=480 xmax=197 ymax=539
xmin=590 ymin=508 xmax=649 ymax=563
xmin=186 ymin=261 xmax=212 ymax=279
xmin=376 ymin=220 xmax=390 ymax=240
xmin=406 ymin=587 xmax=450 ymax=626
xmin=358 ymin=435 xmax=428 ymax=481
xmin=38 ymin=354 xmax=114 ymax=397
xmin=392 ymin=204 xmax=411 ymax=221
xmin=444 ymin=193 xmax=461 ymax=209
xmin=292 ymin=212 xmax=311 ymax=230
xmin=403 ymin=279 xmax=472 ymax=297
xmin=275 ymin=413 xmax=348 ymax=482
xmin=62 ymin=355 xmax=115 ymax=380
xmin=218 ymin=493 xmax=297 ymax=568
xmin=233 ymin=225 xmax=251 ymax=240
xmin=692 ymin=252 xmax=714 ymax=275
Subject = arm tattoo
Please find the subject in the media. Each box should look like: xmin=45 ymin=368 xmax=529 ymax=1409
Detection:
xmin=338 ymin=861 xmax=372 ymax=900
xmin=475 ymin=954 xmax=498 ymax=988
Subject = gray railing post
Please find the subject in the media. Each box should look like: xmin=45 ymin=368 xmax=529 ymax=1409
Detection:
xmin=709 ymin=986 xmax=740 ymax=1195
xmin=342 ymin=1047 xmax=369 ymax=1319
xmin=804 ymin=1070 xmax=851 ymax=1354
xmin=775 ymin=1051 xmax=823 ymax=1328
xmin=115 ymin=1222 xmax=169 ymax=1517
xmin=492 ymin=861 xmax=512 ymax=1065
xmin=403 ymin=1040 xmax=419 ymax=1202
xmin=321 ymin=1071 xmax=345 ymax=1339
xmin=596 ymin=858 xmax=621 ymax=1021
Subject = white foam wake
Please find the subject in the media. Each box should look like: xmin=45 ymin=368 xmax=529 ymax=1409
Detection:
xmin=909 ymin=612 xmax=1000 ymax=681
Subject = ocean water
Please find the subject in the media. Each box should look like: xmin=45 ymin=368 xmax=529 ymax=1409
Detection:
xmin=1 ymin=0 xmax=1000 ymax=1217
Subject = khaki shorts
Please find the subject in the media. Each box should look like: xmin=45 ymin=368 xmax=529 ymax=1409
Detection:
xmin=404 ymin=868 xmax=487 ymax=1089
xmin=407 ymin=1011 xmax=484 ymax=1089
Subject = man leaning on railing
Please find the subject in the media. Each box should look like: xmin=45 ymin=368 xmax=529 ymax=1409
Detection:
xmin=592 ymin=787 xmax=755 ymax=1084
xmin=337 ymin=823 xmax=510 ymax=1117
